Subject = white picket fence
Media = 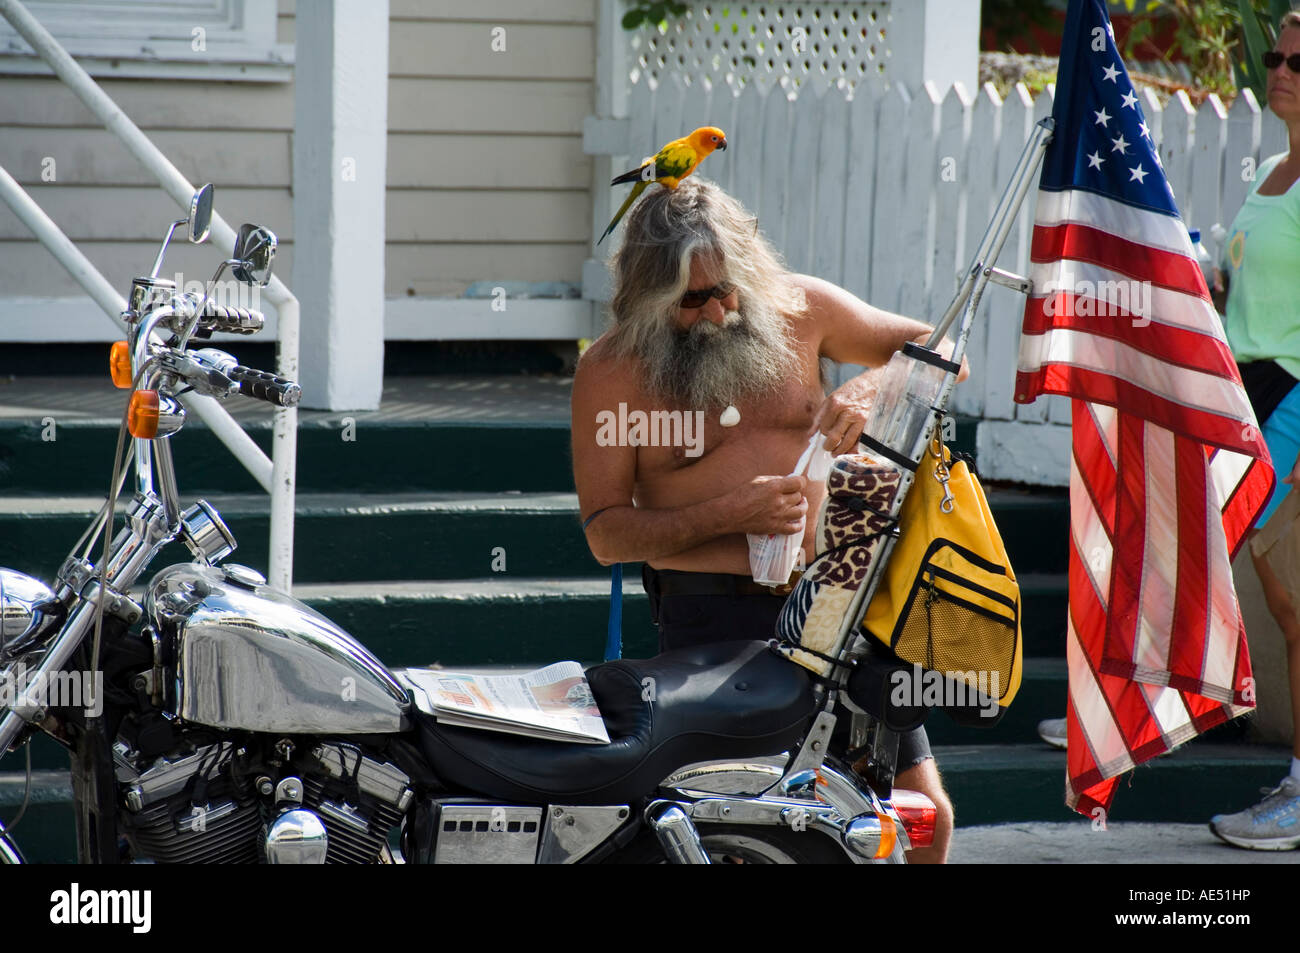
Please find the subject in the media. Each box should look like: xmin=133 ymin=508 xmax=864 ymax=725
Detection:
xmin=607 ymin=74 xmax=1287 ymax=483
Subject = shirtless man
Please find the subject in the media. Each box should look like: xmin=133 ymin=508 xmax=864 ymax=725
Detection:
xmin=570 ymin=178 xmax=964 ymax=863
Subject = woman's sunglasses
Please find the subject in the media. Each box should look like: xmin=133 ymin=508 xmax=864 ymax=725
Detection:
xmin=679 ymin=283 xmax=736 ymax=309
xmin=1263 ymin=50 xmax=1300 ymax=73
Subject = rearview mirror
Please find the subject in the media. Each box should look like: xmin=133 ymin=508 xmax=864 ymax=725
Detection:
xmin=232 ymin=223 xmax=277 ymax=286
xmin=187 ymin=184 xmax=214 ymax=244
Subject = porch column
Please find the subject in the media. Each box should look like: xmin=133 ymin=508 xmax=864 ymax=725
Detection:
xmin=293 ymin=0 xmax=389 ymax=410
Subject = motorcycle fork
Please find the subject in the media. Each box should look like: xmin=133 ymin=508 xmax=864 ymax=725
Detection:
xmin=65 ymin=638 xmax=128 ymax=864
xmin=69 ymin=713 xmax=121 ymax=864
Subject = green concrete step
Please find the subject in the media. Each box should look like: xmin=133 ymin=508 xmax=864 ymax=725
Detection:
xmin=0 ymin=488 xmax=1069 ymax=614
xmin=0 ymin=769 xmax=76 ymax=864
xmin=922 ymin=658 xmax=1068 ymax=746
xmin=0 ymin=732 xmax=67 ymax=773
xmin=936 ymin=742 xmax=1293 ymax=825
xmin=0 ymin=493 xmax=608 ymax=585
xmin=295 ymin=577 xmax=660 ymax=668
xmin=920 ymin=657 xmax=1253 ymax=747
xmin=0 ymin=418 xmax=577 ymax=495
xmin=287 ymin=578 xmax=1072 ymax=671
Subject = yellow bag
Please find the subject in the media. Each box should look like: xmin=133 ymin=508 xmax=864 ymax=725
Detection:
xmin=860 ymin=437 xmax=1023 ymax=722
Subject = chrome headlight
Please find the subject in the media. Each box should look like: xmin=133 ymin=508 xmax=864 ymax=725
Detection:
xmin=0 ymin=569 xmax=59 ymax=660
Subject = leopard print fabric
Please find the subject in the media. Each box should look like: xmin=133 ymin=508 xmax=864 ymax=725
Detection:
xmin=811 ymin=456 xmax=903 ymax=589
xmin=777 ymin=455 xmax=902 ymax=674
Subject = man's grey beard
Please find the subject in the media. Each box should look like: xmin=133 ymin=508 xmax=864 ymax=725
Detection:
xmin=636 ymin=305 xmax=798 ymax=411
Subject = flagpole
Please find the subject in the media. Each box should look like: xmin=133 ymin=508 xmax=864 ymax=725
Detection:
xmin=927 ymin=117 xmax=1056 ymax=352
xmin=823 ymin=116 xmax=1059 ymax=671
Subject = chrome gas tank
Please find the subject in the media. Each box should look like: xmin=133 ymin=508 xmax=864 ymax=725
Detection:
xmin=147 ymin=564 xmax=409 ymax=733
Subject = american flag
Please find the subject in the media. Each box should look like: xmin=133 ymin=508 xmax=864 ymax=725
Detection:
xmin=1015 ymin=0 xmax=1275 ymax=817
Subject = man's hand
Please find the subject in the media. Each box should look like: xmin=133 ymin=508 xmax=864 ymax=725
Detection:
xmin=810 ymin=331 xmax=970 ymax=454
xmin=730 ymin=474 xmax=809 ymax=535
xmin=809 ymin=372 xmax=880 ymax=455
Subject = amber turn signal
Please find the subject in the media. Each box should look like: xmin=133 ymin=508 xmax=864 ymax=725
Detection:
xmin=874 ymin=812 xmax=898 ymax=859
xmin=109 ymin=341 xmax=132 ymax=389
xmin=127 ymin=390 xmax=160 ymax=439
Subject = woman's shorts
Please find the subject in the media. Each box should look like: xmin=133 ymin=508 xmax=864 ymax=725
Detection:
xmin=1258 ymin=384 xmax=1300 ymax=528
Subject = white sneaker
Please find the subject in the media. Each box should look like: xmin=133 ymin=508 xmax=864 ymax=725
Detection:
xmin=1037 ymin=717 xmax=1067 ymax=750
xmin=1209 ymin=776 xmax=1300 ymax=850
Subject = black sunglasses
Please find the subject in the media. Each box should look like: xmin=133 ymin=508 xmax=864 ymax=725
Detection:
xmin=679 ymin=283 xmax=736 ymax=309
xmin=1263 ymin=50 xmax=1300 ymax=73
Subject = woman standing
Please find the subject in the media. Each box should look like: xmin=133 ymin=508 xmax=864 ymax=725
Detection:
xmin=1209 ymin=11 xmax=1300 ymax=850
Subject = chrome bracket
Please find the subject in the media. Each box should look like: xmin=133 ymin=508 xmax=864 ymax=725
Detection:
xmin=777 ymin=709 xmax=836 ymax=788
xmin=984 ymin=265 xmax=1032 ymax=295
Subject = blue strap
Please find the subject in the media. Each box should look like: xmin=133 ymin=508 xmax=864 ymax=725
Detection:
xmin=583 ymin=507 xmax=624 ymax=661
xmin=604 ymin=563 xmax=623 ymax=660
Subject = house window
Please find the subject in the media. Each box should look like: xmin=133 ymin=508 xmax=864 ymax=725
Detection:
xmin=0 ymin=0 xmax=293 ymax=81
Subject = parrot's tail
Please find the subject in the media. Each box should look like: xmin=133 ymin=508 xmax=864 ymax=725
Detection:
xmin=610 ymin=162 xmax=653 ymax=186
xmin=597 ymin=181 xmax=647 ymax=245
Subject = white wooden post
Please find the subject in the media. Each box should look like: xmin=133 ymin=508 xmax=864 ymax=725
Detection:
xmin=293 ymin=0 xmax=388 ymax=410
xmin=887 ymin=0 xmax=980 ymax=96
xmin=1222 ymin=89 xmax=1261 ymax=249
xmin=581 ymin=0 xmax=630 ymax=307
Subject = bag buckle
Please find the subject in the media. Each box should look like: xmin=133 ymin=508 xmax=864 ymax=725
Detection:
xmin=929 ymin=431 xmax=955 ymax=514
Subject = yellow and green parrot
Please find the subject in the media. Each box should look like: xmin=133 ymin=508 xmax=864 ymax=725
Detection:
xmin=597 ymin=126 xmax=728 ymax=245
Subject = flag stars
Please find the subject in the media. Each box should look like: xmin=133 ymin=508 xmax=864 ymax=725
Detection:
xmin=1138 ymin=120 xmax=1150 ymax=139
xmin=1102 ymin=63 xmax=1120 ymax=83
xmin=1129 ymin=164 xmax=1148 ymax=183
xmin=1121 ymin=90 xmax=1138 ymax=109
xmin=1088 ymin=151 xmax=1104 ymax=170
xmin=1111 ymin=133 xmax=1130 ymax=154
xmin=1094 ymin=107 xmax=1111 ymax=127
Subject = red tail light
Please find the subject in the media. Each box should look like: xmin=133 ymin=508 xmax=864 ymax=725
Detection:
xmin=890 ymin=788 xmax=937 ymax=849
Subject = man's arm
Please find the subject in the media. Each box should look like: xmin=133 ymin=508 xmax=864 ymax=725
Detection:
xmin=570 ymin=347 xmax=807 ymax=565
xmin=790 ymin=274 xmax=971 ymax=454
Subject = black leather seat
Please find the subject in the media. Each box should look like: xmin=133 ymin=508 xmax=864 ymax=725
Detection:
xmin=414 ymin=640 xmax=817 ymax=805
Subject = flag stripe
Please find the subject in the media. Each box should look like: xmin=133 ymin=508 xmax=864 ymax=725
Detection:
xmin=1034 ymin=187 xmax=1191 ymax=253
xmin=1073 ymin=401 xmax=1118 ymax=533
xmin=1134 ymin=425 xmax=1178 ymax=675
xmin=1017 ymin=363 xmax=1268 ymax=457
xmin=1031 ymin=222 xmax=1210 ymax=297
xmin=1104 ymin=414 xmax=1147 ymax=668
xmin=1026 ymin=253 xmax=1230 ymax=341
xmin=1170 ymin=435 xmax=1211 ymax=685
xmin=1022 ymin=296 xmax=1241 ymax=379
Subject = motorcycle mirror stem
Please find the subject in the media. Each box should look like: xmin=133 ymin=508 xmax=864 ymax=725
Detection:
xmin=147 ymin=183 xmax=215 ymax=280
xmin=176 ymin=223 xmax=277 ymax=348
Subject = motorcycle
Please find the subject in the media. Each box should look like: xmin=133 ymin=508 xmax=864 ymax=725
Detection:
xmin=0 ymin=185 xmax=937 ymax=864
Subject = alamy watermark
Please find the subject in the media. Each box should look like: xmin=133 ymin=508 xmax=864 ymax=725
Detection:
xmin=170 ymin=271 xmax=263 ymax=312
xmin=1041 ymin=278 xmax=1153 ymax=327
xmin=595 ymin=402 xmax=705 ymax=458
xmin=49 ymin=883 xmax=150 ymax=933
xmin=889 ymin=664 xmax=1001 ymax=719
xmin=0 ymin=663 xmax=103 ymax=717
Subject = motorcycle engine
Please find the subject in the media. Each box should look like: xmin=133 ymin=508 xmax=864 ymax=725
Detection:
xmin=115 ymin=738 xmax=413 ymax=864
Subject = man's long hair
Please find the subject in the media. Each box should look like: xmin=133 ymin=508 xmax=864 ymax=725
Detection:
xmin=604 ymin=178 xmax=805 ymax=409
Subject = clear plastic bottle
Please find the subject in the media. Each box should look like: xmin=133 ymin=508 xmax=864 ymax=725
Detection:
xmin=1189 ymin=228 xmax=1214 ymax=292
xmin=861 ymin=341 xmax=954 ymax=469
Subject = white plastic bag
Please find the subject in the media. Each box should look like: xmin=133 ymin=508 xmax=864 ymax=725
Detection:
xmin=747 ymin=433 xmax=834 ymax=586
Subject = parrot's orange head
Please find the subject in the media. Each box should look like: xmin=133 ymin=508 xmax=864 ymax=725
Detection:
xmin=690 ymin=126 xmax=727 ymax=155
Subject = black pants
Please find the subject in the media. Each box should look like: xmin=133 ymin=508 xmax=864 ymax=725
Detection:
xmin=642 ymin=565 xmax=933 ymax=770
